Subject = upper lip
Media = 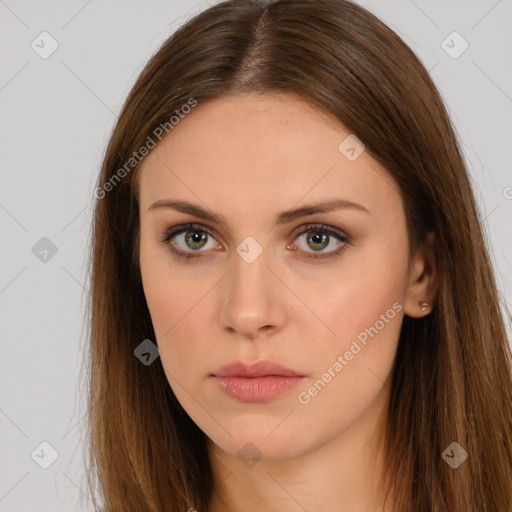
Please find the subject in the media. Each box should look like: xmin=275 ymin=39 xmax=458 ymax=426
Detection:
xmin=212 ymin=360 xmax=304 ymax=378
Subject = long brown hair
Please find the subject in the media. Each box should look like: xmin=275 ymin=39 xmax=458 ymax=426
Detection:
xmin=83 ymin=0 xmax=512 ymax=510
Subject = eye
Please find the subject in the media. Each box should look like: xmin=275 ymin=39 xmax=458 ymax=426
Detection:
xmin=161 ymin=222 xmax=351 ymax=260
xmin=288 ymin=223 xmax=351 ymax=260
xmin=161 ymin=223 xmax=220 ymax=259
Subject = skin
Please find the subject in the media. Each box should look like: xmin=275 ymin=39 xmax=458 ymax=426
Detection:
xmin=137 ymin=92 xmax=436 ymax=512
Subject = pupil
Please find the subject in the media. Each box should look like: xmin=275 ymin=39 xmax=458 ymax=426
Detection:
xmin=186 ymin=231 xmax=206 ymax=249
xmin=309 ymin=232 xmax=328 ymax=251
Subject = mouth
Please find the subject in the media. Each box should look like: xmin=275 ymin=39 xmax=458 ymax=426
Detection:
xmin=211 ymin=360 xmax=306 ymax=403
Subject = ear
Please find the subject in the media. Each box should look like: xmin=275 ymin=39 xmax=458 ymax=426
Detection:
xmin=403 ymin=231 xmax=438 ymax=318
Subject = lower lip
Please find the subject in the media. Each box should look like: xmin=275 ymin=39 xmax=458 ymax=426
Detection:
xmin=213 ymin=375 xmax=304 ymax=403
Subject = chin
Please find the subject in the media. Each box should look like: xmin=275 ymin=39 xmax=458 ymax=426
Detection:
xmin=207 ymin=417 xmax=313 ymax=463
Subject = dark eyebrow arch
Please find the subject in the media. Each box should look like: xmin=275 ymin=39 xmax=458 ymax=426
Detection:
xmin=146 ymin=198 xmax=370 ymax=227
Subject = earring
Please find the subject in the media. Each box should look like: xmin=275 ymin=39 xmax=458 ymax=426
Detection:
xmin=419 ymin=301 xmax=430 ymax=312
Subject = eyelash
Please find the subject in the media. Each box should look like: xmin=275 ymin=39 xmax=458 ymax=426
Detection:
xmin=160 ymin=222 xmax=351 ymax=261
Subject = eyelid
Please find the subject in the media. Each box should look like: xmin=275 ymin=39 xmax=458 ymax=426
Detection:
xmin=291 ymin=223 xmax=350 ymax=240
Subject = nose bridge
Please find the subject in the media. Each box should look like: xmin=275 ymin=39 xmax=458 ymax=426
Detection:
xmin=227 ymin=239 xmax=272 ymax=309
xmin=220 ymin=238 xmax=286 ymax=336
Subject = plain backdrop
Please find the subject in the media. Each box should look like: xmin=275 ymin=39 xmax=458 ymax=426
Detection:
xmin=1 ymin=0 xmax=511 ymax=510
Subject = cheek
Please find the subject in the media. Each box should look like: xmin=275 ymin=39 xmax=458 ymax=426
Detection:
xmin=140 ymin=240 xmax=173 ymax=329
xmin=139 ymin=235 xmax=182 ymax=345
xmin=295 ymin=234 xmax=409 ymax=406
xmin=290 ymin=280 xmax=405 ymax=452
xmin=303 ymin=279 xmax=404 ymax=397
xmin=139 ymin=239 xmax=217 ymax=373
xmin=312 ymin=235 xmax=409 ymax=349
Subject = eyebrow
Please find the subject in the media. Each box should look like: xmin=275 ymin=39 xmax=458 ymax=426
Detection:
xmin=146 ymin=198 xmax=370 ymax=227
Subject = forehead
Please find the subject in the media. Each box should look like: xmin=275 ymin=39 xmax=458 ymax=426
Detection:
xmin=137 ymin=92 xmax=401 ymax=222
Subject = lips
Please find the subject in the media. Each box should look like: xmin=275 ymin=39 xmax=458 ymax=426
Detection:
xmin=211 ymin=360 xmax=305 ymax=403
xmin=212 ymin=360 xmax=304 ymax=378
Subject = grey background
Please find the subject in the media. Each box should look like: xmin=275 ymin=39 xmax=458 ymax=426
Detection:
xmin=1 ymin=0 xmax=511 ymax=510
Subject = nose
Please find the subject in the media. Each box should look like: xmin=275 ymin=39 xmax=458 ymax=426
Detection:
xmin=219 ymin=247 xmax=288 ymax=340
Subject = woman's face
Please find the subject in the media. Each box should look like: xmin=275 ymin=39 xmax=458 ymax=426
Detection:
xmin=137 ymin=92 xmax=429 ymax=462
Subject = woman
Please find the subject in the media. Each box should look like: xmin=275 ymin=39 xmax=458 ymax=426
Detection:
xmin=84 ymin=0 xmax=512 ymax=510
